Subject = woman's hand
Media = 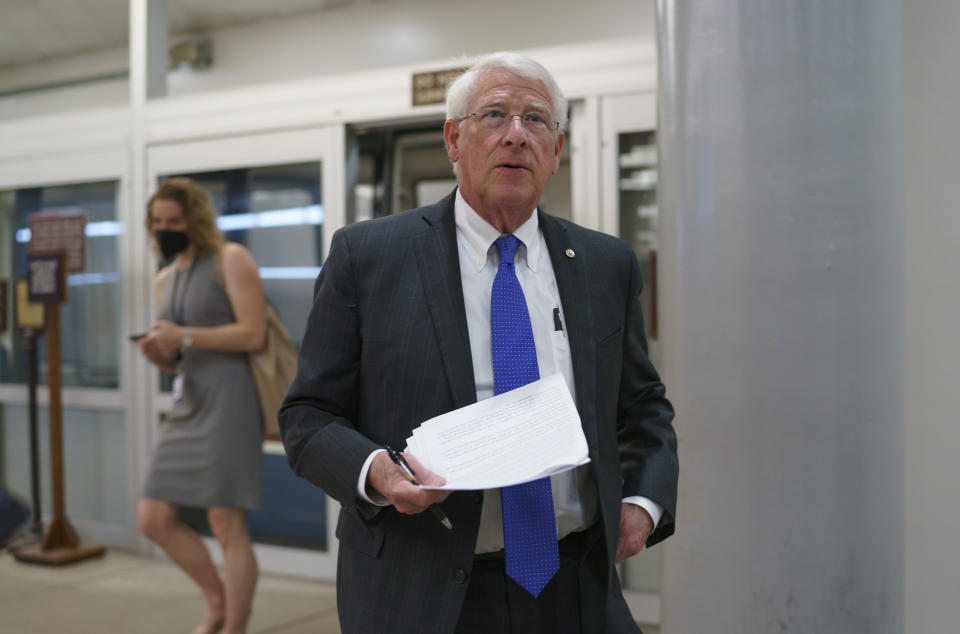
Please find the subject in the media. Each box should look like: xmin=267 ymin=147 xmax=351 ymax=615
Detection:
xmin=141 ymin=320 xmax=185 ymax=359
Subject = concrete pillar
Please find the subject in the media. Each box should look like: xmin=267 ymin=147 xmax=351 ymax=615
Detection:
xmin=656 ymin=2 xmax=904 ymax=631
xmin=903 ymin=1 xmax=960 ymax=631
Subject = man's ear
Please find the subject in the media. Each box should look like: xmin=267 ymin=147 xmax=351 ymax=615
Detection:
xmin=552 ymin=132 xmax=565 ymax=175
xmin=443 ymin=119 xmax=461 ymax=164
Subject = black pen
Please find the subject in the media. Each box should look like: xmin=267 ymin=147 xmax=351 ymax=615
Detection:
xmin=384 ymin=445 xmax=453 ymax=530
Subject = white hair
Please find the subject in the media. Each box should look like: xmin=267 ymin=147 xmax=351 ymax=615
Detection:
xmin=446 ymin=52 xmax=568 ymax=130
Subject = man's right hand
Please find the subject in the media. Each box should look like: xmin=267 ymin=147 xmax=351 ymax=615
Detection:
xmin=366 ymin=451 xmax=452 ymax=515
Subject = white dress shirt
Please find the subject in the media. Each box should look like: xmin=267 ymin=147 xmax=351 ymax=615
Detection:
xmin=357 ymin=190 xmax=662 ymax=552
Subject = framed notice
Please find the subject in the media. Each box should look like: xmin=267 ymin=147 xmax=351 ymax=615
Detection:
xmin=16 ymin=278 xmax=45 ymax=329
xmin=412 ymin=67 xmax=468 ymax=106
xmin=27 ymin=251 xmax=67 ymax=304
xmin=28 ymin=212 xmax=87 ymax=273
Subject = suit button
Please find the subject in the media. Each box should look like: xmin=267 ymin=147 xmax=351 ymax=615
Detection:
xmin=454 ymin=569 xmax=467 ymax=584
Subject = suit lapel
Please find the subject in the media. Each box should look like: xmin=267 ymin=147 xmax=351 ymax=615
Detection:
xmin=539 ymin=211 xmax=600 ymax=453
xmin=413 ymin=194 xmax=478 ymax=410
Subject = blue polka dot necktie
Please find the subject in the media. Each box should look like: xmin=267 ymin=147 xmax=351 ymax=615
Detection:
xmin=491 ymin=235 xmax=559 ymax=597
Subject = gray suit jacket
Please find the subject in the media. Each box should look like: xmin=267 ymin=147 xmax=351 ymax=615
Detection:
xmin=279 ymin=190 xmax=677 ymax=634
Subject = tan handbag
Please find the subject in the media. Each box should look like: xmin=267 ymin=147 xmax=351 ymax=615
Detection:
xmin=249 ymin=301 xmax=298 ymax=439
xmin=212 ymin=252 xmax=297 ymax=438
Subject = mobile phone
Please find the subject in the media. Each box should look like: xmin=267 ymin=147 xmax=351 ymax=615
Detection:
xmin=128 ymin=333 xmax=147 ymax=342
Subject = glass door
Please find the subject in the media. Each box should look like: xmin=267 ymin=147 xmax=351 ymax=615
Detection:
xmin=145 ymin=126 xmax=343 ymax=579
xmin=602 ymin=92 xmax=663 ymax=627
xmin=345 ymin=115 xmax=573 ymax=223
xmin=0 ymin=148 xmax=135 ymax=547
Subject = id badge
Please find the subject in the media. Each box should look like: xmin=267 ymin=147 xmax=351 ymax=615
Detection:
xmin=172 ymin=373 xmax=184 ymax=403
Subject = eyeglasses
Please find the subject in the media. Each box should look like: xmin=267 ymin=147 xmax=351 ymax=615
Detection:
xmin=458 ymin=108 xmax=560 ymax=138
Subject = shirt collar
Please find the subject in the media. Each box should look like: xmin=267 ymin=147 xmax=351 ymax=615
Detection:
xmin=454 ymin=188 xmax=542 ymax=273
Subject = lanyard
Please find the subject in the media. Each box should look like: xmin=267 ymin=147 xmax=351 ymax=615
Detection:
xmin=170 ymin=262 xmax=196 ymax=325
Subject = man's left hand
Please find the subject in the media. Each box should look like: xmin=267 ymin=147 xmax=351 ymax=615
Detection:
xmin=615 ymin=503 xmax=654 ymax=564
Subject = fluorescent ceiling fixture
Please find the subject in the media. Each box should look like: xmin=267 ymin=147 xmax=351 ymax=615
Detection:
xmin=14 ymin=204 xmax=324 ymax=243
xmin=217 ymin=205 xmax=324 ymax=231
xmin=67 ymin=272 xmax=120 ymax=286
xmin=259 ymin=267 xmax=322 ymax=280
xmin=59 ymin=269 xmax=320 ymax=285
xmin=85 ymin=221 xmax=124 ymax=237
xmin=15 ymin=221 xmax=125 ymax=243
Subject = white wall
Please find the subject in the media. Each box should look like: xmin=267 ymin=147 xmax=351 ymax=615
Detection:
xmin=0 ymin=48 xmax=128 ymax=120
xmin=0 ymin=47 xmax=127 ymax=92
xmin=168 ymin=0 xmax=651 ymax=95
xmin=0 ymin=0 xmax=653 ymax=120
xmin=903 ymin=0 xmax=960 ymax=631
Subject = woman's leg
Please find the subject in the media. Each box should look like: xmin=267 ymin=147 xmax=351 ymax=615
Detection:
xmin=138 ymin=498 xmax=225 ymax=633
xmin=207 ymin=507 xmax=258 ymax=634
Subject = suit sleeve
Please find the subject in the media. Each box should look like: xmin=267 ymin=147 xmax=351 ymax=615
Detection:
xmin=279 ymin=228 xmax=380 ymax=514
xmin=617 ymin=252 xmax=678 ymax=547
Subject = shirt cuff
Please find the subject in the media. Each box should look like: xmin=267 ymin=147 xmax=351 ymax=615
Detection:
xmin=622 ymin=495 xmax=663 ymax=532
xmin=356 ymin=449 xmax=390 ymax=506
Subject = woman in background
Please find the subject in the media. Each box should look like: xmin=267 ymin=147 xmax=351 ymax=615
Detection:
xmin=137 ymin=178 xmax=265 ymax=634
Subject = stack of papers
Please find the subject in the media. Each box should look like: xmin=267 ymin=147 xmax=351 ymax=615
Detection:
xmin=405 ymin=373 xmax=590 ymax=490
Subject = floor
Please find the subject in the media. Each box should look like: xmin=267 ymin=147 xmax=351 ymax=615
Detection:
xmin=0 ymin=545 xmax=341 ymax=634
xmin=0 ymin=542 xmax=661 ymax=634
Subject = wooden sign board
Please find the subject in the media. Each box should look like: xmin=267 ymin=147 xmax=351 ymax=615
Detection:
xmin=16 ymin=278 xmax=45 ymax=329
xmin=412 ymin=67 xmax=468 ymax=106
xmin=28 ymin=212 xmax=87 ymax=273
xmin=27 ymin=251 xmax=68 ymax=304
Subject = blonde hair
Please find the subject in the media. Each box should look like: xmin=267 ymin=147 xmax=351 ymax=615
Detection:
xmin=146 ymin=177 xmax=223 ymax=258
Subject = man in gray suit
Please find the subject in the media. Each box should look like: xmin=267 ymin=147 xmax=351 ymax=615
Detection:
xmin=280 ymin=52 xmax=677 ymax=634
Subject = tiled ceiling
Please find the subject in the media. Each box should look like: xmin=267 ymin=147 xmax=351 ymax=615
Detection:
xmin=0 ymin=0 xmax=385 ymax=70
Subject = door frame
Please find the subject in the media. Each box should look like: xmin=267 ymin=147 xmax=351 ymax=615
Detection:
xmin=141 ymin=125 xmax=344 ymax=579
xmin=0 ymin=145 xmax=139 ymax=546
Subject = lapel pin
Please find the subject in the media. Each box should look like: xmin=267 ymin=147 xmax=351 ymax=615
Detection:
xmin=565 ymin=248 xmax=575 ymax=258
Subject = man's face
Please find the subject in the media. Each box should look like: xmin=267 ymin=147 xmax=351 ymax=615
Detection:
xmin=444 ymin=69 xmax=564 ymax=229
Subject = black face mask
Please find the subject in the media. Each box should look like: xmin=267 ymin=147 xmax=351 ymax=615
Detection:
xmin=155 ymin=230 xmax=190 ymax=259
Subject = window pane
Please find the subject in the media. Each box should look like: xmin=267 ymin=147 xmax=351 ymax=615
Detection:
xmin=163 ymin=162 xmax=323 ymax=347
xmin=618 ymin=130 xmax=658 ymax=359
xmin=1 ymin=404 xmax=127 ymax=526
xmin=0 ymin=181 xmax=121 ymax=388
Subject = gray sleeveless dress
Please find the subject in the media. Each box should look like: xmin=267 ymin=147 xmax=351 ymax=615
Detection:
xmin=142 ymin=253 xmax=263 ymax=509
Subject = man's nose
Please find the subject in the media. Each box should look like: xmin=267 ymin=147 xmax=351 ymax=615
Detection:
xmin=503 ymin=116 xmax=528 ymax=144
